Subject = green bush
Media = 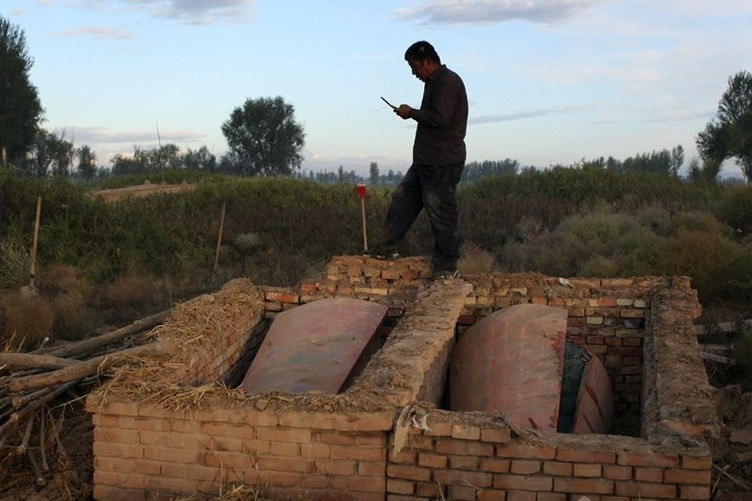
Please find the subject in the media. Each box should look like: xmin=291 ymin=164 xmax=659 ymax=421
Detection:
xmin=0 ymin=241 xmax=30 ymax=289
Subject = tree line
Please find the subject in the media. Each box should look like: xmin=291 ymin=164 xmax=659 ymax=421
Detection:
xmin=1 ymin=14 xmax=751 ymax=186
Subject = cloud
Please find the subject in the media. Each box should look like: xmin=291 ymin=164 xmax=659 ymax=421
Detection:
xmin=53 ymin=26 xmax=135 ymax=40
xmin=119 ymin=0 xmax=255 ymax=24
xmin=55 ymin=126 xmax=207 ymax=145
xmin=394 ymin=0 xmax=603 ymax=25
xmin=470 ymin=105 xmax=584 ymax=124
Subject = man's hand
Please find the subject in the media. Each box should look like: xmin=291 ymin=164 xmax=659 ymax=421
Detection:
xmin=395 ymin=104 xmax=412 ymax=120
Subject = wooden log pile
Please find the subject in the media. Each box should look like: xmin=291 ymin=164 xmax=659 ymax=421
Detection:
xmin=0 ymin=309 xmax=172 ymax=486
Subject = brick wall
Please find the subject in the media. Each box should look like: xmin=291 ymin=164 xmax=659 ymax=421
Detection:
xmin=385 ymin=407 xmax=712 ymax=500
xmin=91 ymin=401 xmax=393 ymax=501
xmin=86 ymin=257 xmax=717 ymax=500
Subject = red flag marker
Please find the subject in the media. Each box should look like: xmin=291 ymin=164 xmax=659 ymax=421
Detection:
xmin=357 ymin=184 xmax=368 ymax=251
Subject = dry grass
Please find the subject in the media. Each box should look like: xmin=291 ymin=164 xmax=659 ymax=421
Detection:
xmin=0 ymin=290 xmax=54 ymax=351
xmin=458 ymin=241 xmax=496 ymax=274
xmin=98 ymin=274 xmax=156 ymax=307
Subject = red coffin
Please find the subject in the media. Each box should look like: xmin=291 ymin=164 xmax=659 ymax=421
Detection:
xmin=450 ymin=304 xmax=568 ymax=431
xmin=241 ymin=298 xmax=387 ymax=395
xmin=572 ymin=353 xmax=614 ymax=434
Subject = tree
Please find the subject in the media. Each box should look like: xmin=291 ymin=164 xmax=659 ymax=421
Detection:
xmin=0 ymin=16 xmax=43 ymax=167
xmin=697 ymin=70 xmax=752 ymax=182
xmin=369 ymin=162 xmax=379 ymax=186
xmin=18 ymin=129 xmax=73 ymax=178
xmin=76 ymin=145 xmax=98 ymax=180
xmin=687 ymin=157 xmax=722 ymax=184
xmin=183 ymin=146 xmax=217 ymax=171
xmin=221 ymin=96 xmax=305 ymax=176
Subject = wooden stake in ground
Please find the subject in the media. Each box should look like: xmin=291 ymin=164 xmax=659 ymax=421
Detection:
xmin=357 ymin=184 xmax=368 ymax=251
xmin=30 ymin=196 xmax=41 ymax=286
xmin=213 ymin=201 xmax=226 ymax=276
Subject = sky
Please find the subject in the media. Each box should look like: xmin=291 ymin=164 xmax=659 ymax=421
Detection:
xmin=4 ymin=0 xmax=752 ymax=177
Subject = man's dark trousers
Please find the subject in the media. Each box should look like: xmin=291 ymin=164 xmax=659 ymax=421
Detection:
xmin=381 ymin=163 xmax=463 ymax=271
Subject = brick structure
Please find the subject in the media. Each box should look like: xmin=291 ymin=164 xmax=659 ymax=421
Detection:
xmin=86 ymin=256 xmax=717 ymax=500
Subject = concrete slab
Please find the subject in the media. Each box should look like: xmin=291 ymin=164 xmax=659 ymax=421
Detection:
xmin=241 ymin=298 xmax=388 ymax=394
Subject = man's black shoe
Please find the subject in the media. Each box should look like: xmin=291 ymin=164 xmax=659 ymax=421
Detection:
xmin=432 ymin=269 xmax=459 ymax=279
xmin=363 ymin=246 xmax=400 ymax=260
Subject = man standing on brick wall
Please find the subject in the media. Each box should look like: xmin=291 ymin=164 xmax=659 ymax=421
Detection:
xmin=367 ymin=41 xmax=468 ymax=279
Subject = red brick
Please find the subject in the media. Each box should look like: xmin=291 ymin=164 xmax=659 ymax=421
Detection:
xmin=510 ymin=460 xmax=541 ymax=475
xmin=330 ymin=475 xmax=385 ymax=493
xmin=436 ymin=438 xmax=494 ymax=456
xmin=452 ymin=424 xmax=481 ymax=440
xmin=603 ymin=464 xmax=632 ymax=480
xmin=634 ymin=466 xmax=663 ymax=482
xmin=314 ymin=459 xmax=357 ymax=476
xmin=493 ymin=474 xmax=552 ymax=491
xmin=480 ymin=457 xmax=510 ymax=473
xmin=476 ymin=489 xmax=506 ymax=501
xmin=256 ymin=456 xmax=314 ymax=474
xmin=299 ymin=473 xmax=329 ymax=490
xmin=680 ymin=485 xmax=712 ymax=499
xmin=435 ymin=469 xmax=492 ymax=488
xmin=270 ymin=441 xmax=301 ymax=457
xmin=93 ymin=442 xmax=143 ymax=459
xmin=543 ymin=461 xmax=572 ymax=477
xmin=418 ymin=452 xmax=447 ymax=468
xmin=330 ymin=445 xmax=384 ymax=461
xmin=415 ymin=481 xmax=444 ymax=497
xmin=617 ymin=450 xmax=678 ymax=467
xmin=504 ymin=491 xmax=536 ymax=501
xmin=94 ymin=427 xmax=140 ymax=444
xmin=160 ymin=463 xmax=217 ymax=482
xmin=318 ymin=431 xmax=359 ymax=445
xmin=480 ymin=427 xmax=511 ymax=443
xmin=449 ymin=455 xmax=479 ymax=470
xmin=682 ymin=454 xmax=712 ymax=470
xmin=450 ymin=484 xmax=479 ymax=500
xmin=427 ymin=421 xmax=453 ymax=436
xmin=200 ymin=422 xmax=254 ymax=439
xmin=382 ymin=269 xmax=401 ymax=280
xmin=203 ymin=450 xmax=255 ymax=470
xmin=359 ymin=433 xmax=386 ymax=447
xmin=143 ymin=446 xmax=202 ymax=464
xmin=389 ymin=450 xmax=417 ymax=464
xmin=386 ymin=463 xmax=431 ymax=482
xmin=358 ymin=460 xmax=385 ymax=476
xmin=496 ymin=443 xmax=556 ymax=460
xmin=265 ymin=290 xmax=299 ymax=303
xmin=101 ymin=401 xmax=139 ymax=416
xmin=239 ymin=439 xmax=272 ymax=455
xmin=255 ymin=426 xmax=311 ymax=443
xmin=572 ymin=463 xmax=601 ymax=477
xmin=614 ymin=481 xmax=676 ymax=498
xmin=386 ymin=478 xmax=415 ymax=495
xmin=556 ymin=447 xmax=615 ymax=464
xmin=536 ymin=494 xmax=567 ymax=501
xmin=92 ymin=484 xmax=145 ymax=501
xmin=94 ymin=456 xmax=137 ymax=474
xmin=664 ymin=468 xmax=711 ymax=484
xmin=300 ymin=443 xmax=331 ymax=459
xmin=553 ymin=477 xmax=614 ymax=494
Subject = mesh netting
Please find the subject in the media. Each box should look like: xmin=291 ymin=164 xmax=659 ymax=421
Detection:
xmin=557 ymin=340 xmax=591 ymax=433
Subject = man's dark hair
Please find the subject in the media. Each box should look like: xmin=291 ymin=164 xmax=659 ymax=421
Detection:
xmin=404 ymin=41 xmax=441 ymax=64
